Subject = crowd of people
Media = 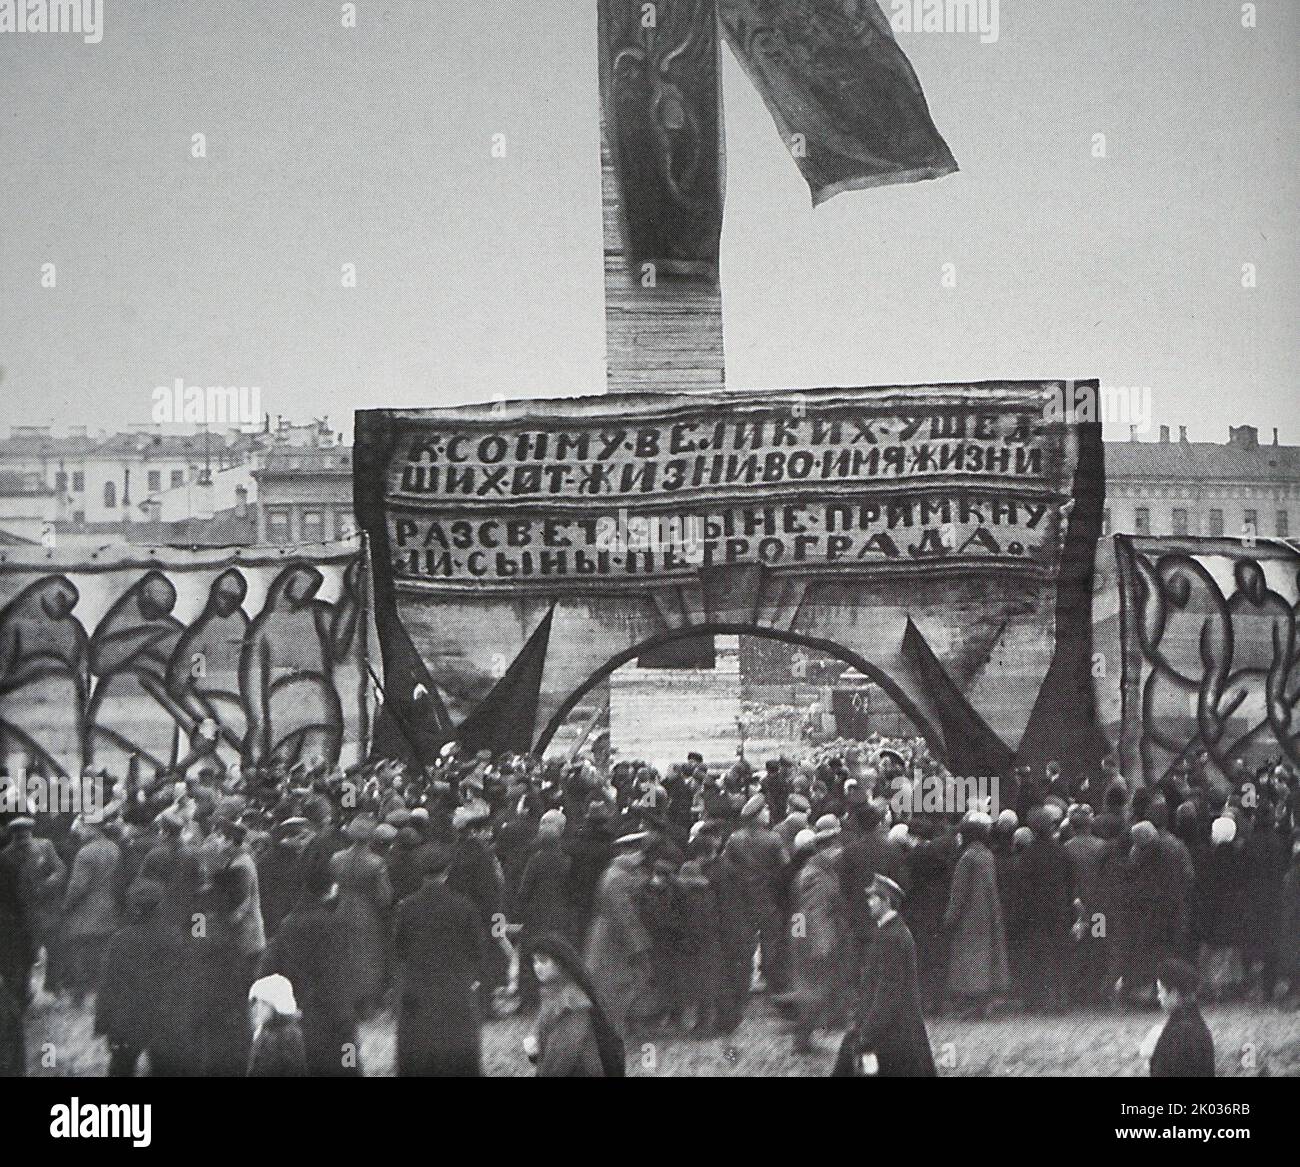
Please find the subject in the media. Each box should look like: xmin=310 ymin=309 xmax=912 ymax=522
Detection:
xmin=1 ymin=739 xmax=1298 ymax=1077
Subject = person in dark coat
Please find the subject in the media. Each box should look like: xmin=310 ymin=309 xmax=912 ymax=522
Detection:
xmin=61 ymin=819 xmax=122 ymax=1001
xmin=447 ymin=804 xmax=507 ymax=1014
xmin=722 ymin=795 xmax=790 ymax=994
xmin=392 ymin=841 xmax=487 ymax=1076
xmin=515 ymin=809 xmax=571 ymax=1012
xmin=835 ymin=874 xmax=935 ymax=1078
xmin=386 ymin=826 xmax=426 ymax=903
xmin=902 ymin=822 xmax=958 ymax=1015
xmin=259 ymin=864 xmax=359 ymax=1076
xmin=637 ymin=856 xmax=685 ymax=1028
xmin=1147 ymin=957 xmax=1215 ymax=1077
xmin=185 ymin=848 xmax=258 ymax=1076
xmin=493 ymin=792 xmax=539 ymax=919
xmin=564 ymin=803 xmax=616 ymax=946
xmin=1239 ymin=811 xmax=1286 ymax=1000
xmin=584 ymin=834 xmax=652 ymax=1037
xmin=1 ymin=817 xmax=65 ymax=996
xmin=837 ymin=799 xmax=907 ymax=982
xmin=1197 ymin=816 xmax=1249 ymax=1001
xmin=942 ymin=815 xmax=1009 ymax=1018
xmin=94 ymin=879 xmax=179 ymax=1076
xmin=1015 ymin=808 xmax=1075 ymax=1010
xmin=1116 ymin=821 xmax=1175 ymax=1003
xmin=698 ymin=832 xmax=752 ymax=1033
xmin=1062 ymin=805 xmax=1109 ymax=1004
xmin=1278 ymin=829 xmax=1300 ymax=1003
xmin=0 ymin=838 xmax=34 ymax=1076
xmin=783 ymin=820 xmax=849 ymax=1052
xmin=329 ymin=815 xmax=393 ymax=1020
xmin=135 ymin=811 xmax=189 ymax=891
xmin=674 ymin=859 xmax=723 ymax=1035
xmin=254 ymin=818 xmax=312 ymax=938
xmin=298 ymin=794 xmax=348 ymax=883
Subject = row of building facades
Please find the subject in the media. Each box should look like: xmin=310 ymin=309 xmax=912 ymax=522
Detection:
xmin=0 ymin=419 xmax=1295 ymax=550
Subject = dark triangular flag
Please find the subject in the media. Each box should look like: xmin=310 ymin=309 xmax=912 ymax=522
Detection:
xmin=366 ymin=614 xmax=451 ymax=768
xmin=453 ymin=607 xmax=556 ymax=756
xmin=901 ymin=617 xmax=1014 ymax=777
xmin=720 ymin=0 xmax=958 ymax=205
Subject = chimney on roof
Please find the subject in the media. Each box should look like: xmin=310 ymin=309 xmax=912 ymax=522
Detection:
xmin=1273 ymin=428 xmax=1279 ymax=446
xmin=234 ymin=485 xmax=248 ymax=520
xmin=1129 ymin=425 xmax=1138 ymax=441
xmin=1228 ymin=425 xmax=1259 ymax=450
xmin=1159 ymin=425 xmax=1170 ymax=443
xmin=1179 ymin=426 xmax=1188 ymax=443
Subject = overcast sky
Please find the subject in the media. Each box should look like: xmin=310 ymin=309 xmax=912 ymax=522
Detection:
xmin=0 ymin=0 xmax=1296 ymax=442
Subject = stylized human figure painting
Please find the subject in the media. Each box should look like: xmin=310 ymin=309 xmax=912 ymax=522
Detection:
xmin=0 ymin=575 xmax=89 ymax=775
xmin=240 ymin=560 xmax=361 ymax=770
xmin=166 ymin=568 xmax=251 ymax=769
xmin=86 ymin=570 xmax=186 ymax=774
xmin=1135 ymin=553 xmax=1232 ymax=781
xmin=1222 ymin=559 xmax=1297 ymax=759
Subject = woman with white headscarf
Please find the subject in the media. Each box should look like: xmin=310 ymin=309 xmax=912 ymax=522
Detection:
xmin=1197 ymin=813 xmax=1247 ymax=1002
xmin=246 ymin=973 xmax=305 ymax=1076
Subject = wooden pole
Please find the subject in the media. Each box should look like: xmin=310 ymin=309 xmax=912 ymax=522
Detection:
xmin=600 ymin=130 xmax=725 ymax=396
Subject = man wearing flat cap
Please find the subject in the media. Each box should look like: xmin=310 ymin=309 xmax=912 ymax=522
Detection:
xmin=835 ymin=873 xmax=935 ymax=1078
xmin=392 ymin=840 xmax=488 ymax=1076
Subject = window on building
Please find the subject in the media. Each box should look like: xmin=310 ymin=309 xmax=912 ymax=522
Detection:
xmin=1134 ymin=507 xmax=1150 ymax=535
xmin=103 ymin=481 xmax=116 ymax=509
xmin=1243 ymin=508 xmax=1258 ymax=534
xmin=55 ymin=471 xmax=67 ymax=492
xmin=148 ymin=470 xmax=162 ymax=493
xmin=171 ymin=469 xmax=185 ymax=489
xmin=1209 ymin=508 xmax=1224 ymax=537
xmin=301 ymin=510 xmax=325 ymax=542
xmin=72 ymin=471 xmax=84 ymax=492
xmin=335 ymin=511 xmax=356 ymax=540
xmin=1101 ymin=508 xmax=1111 ymax=536
xmin=1279 ymin=511 xmax=1290 ymax=538
xmin=1172 ymin=508 xmax=1188 ymax=536
xmin=266 ymin=508 xmax=291 ymax=544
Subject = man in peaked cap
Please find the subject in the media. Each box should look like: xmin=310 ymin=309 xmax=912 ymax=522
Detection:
xmin=834 ymin=872 xmax=935 ymax=1078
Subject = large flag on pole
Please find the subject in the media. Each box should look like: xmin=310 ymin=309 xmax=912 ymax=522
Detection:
xmin=598 ymin=0 xmax=726 ymax=280
xmin=719 ymin=0 xmax=958 ymax=205
xmin=597 ymin=0 xmax=957 ymax=282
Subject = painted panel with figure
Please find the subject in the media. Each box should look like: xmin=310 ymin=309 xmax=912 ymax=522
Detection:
xmin=0 ymin=542 xmax=370 ymax=779
xmin=1116 ymin=534 xmax=1300 ymax=785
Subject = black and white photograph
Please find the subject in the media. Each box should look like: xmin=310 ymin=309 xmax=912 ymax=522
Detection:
xmin=0 ymin=0 xmax=1297 ymax=1143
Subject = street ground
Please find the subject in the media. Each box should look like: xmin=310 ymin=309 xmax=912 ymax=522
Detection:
xmin=23 ymin=991 xmax=1300 ymax=1078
